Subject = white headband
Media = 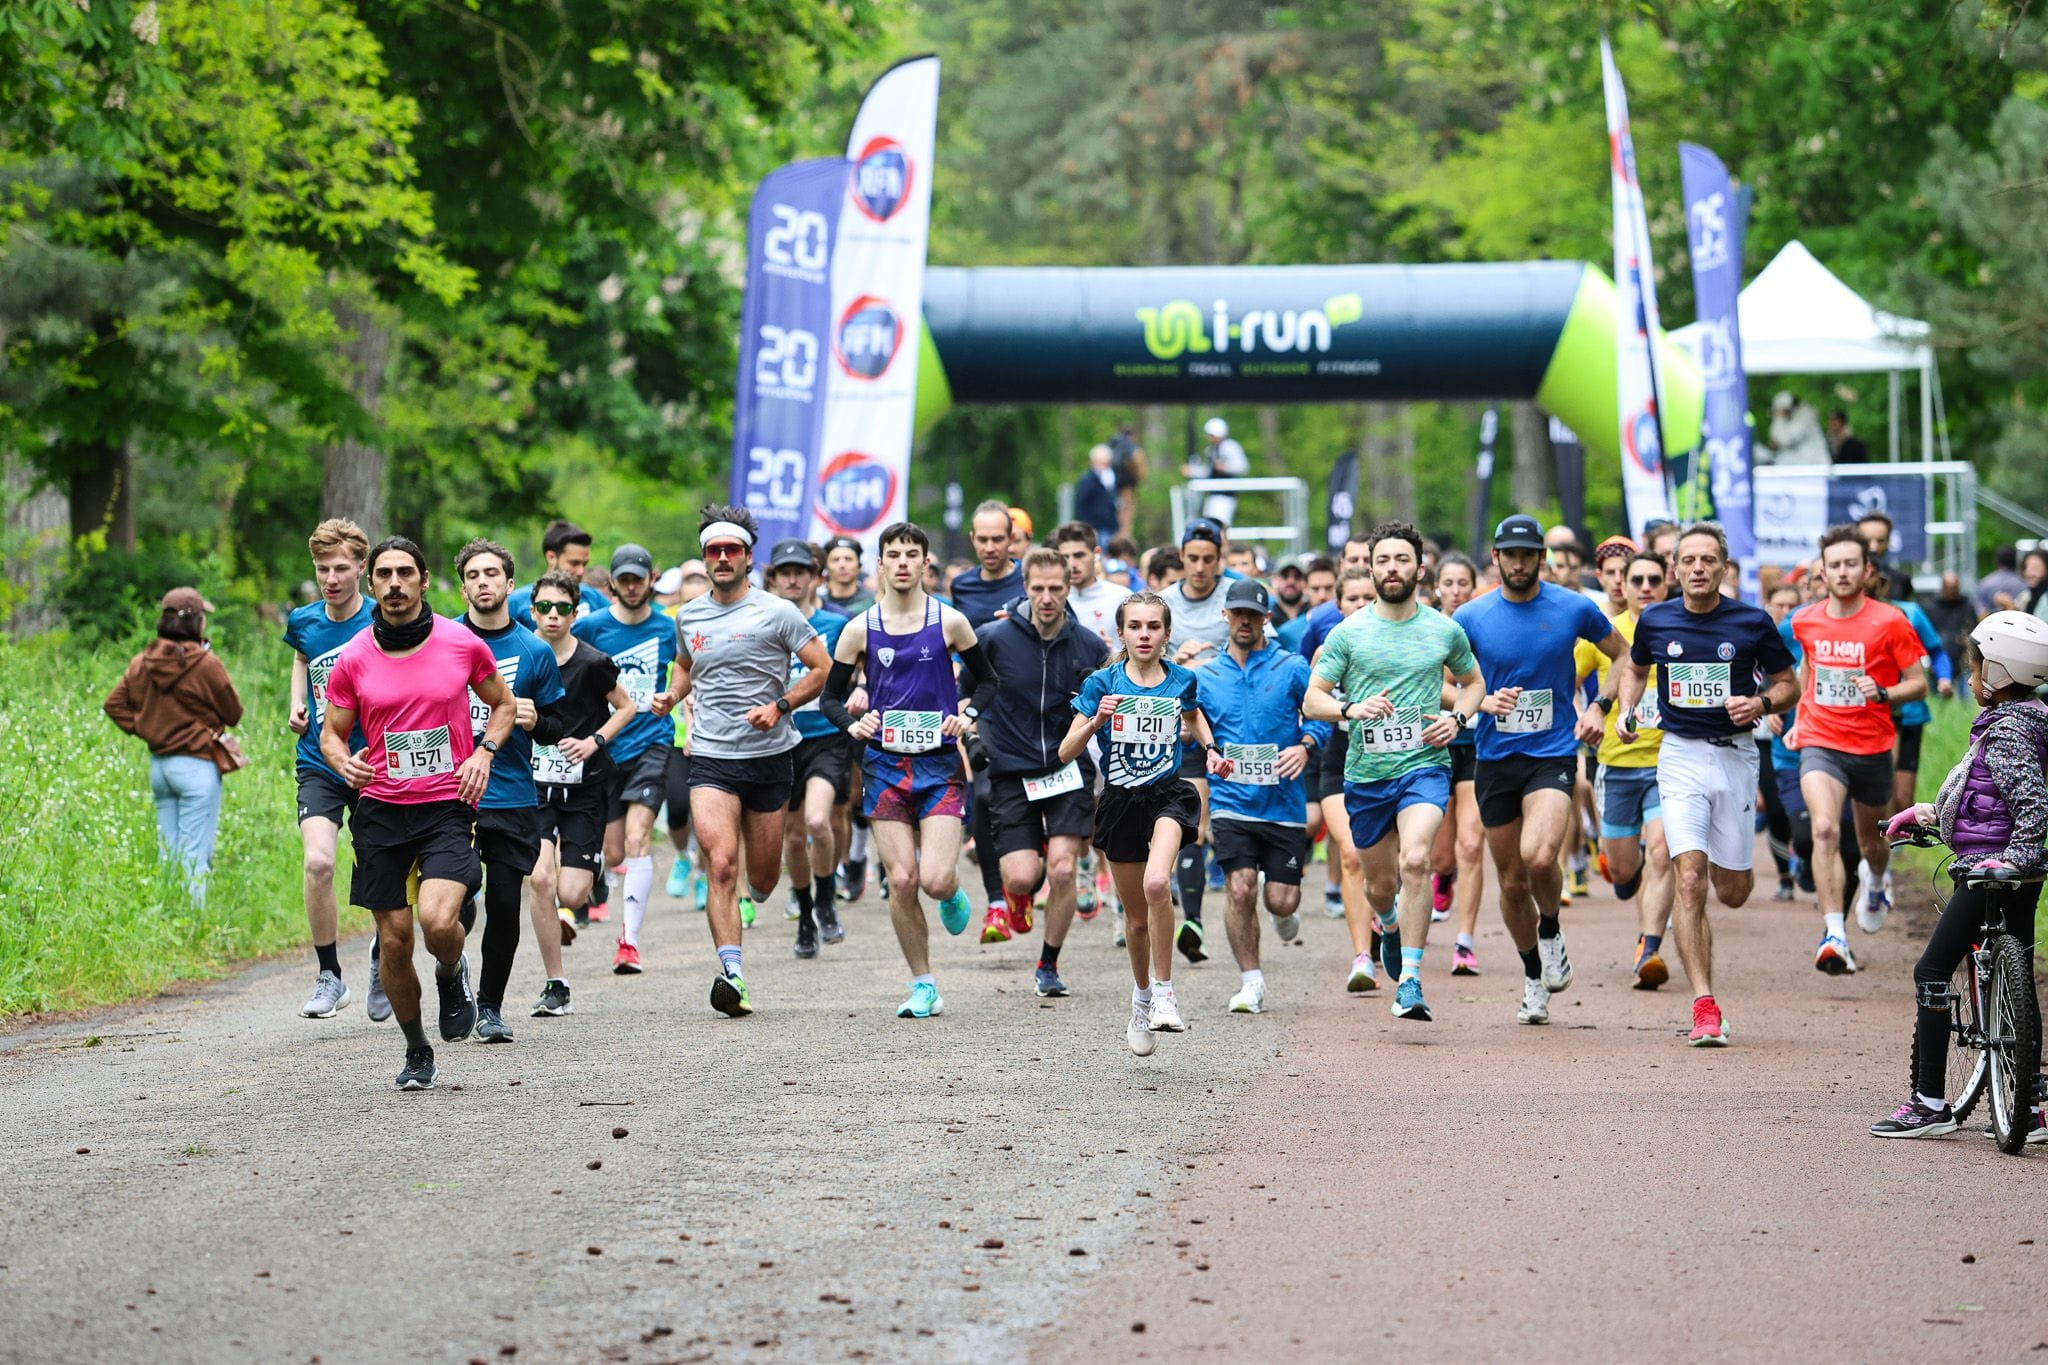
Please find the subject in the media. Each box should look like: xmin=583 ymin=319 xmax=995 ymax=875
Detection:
xmin=700 ymin=521 xmax=755 ymax=549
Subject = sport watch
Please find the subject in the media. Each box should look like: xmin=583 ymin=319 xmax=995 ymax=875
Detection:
xmin=774 ymin=696 xmax=793 ymax=715
xmin=478 ymin=738 xmax=500 ymax=754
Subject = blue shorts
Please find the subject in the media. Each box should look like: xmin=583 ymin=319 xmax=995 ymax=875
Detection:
xmin=861 ymin=748 xmax=967 ymax=825
xmin=1773 ymin=762 xmax=1806 ymax=818
xmin=1343 ymin=766 xmax=1451 ymax=851
xmin=1594 ymin=764 xmax=1661 ymax=839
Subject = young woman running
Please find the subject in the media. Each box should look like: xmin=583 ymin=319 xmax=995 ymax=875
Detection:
xmin=1427 ymin=552 xmax=1487 ymax=974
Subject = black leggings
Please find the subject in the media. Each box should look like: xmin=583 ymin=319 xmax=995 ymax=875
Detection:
xmin=970 ymin=772 xmax=1004 ymax=904
xmin=1757 ymin=741 xmax=1793 ymax=875
xmin=460 ymin=859 xmax=526 ymax=1010
xmin=1911 ymin=875 xmax=2042 ymax=1097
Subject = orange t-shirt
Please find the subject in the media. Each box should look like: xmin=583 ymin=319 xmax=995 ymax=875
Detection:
xmin=1789 ymin=598 xmax=1924 ymax=756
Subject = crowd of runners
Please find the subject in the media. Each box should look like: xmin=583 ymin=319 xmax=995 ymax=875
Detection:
xmin=275 ymin=495 xmax=2043 ymax=1146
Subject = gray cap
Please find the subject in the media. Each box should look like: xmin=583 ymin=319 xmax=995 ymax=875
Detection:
xmin=768 ymin=539 xmax=818 ymax=570
xmin=1224 ymin=577 xmax=1271 ymax=615
xmin=610 ymin=543 xmax=655 ymax=579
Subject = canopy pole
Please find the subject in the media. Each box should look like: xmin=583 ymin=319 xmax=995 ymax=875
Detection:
xmin=1888 ymin=371 xmax=1901 ymax=461
xmin=1920 ymin=359 xmax=1934 ymax=462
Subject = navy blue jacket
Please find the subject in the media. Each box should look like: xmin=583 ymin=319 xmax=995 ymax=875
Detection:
xmin=968 ymin=597 xmax=1110 ymax=778
xmin=1073 ymin=470 xmax=1120 ymax=536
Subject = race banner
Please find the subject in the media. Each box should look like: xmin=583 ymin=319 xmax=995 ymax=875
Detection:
xmin=1601 ymin=37 xmax=1675 ymax=538
xmin=1324 ymin=448 xmax=1359 ymax=550
xmin=730 ymin=159 xmax=847 ymax=546
xmin=812 ymin=54 xmax=940 ymax=551
xmin=1467 ymin=406 xmax=1499 ymax=560
xmin=1680 ymin=141 xmax=1756 ymax=597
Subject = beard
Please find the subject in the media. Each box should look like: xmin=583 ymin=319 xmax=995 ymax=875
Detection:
xmin=1374 ymin=575 xmax=1415 ymax=604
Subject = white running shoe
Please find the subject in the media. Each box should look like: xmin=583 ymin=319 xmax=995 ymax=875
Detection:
xmin=1518 ymin=976 xmax=1552 ymax=1025
xmin=1273 ymin=912 xmax=1301 ymax=944
xmin=1127 ymin=1000 xmax=1156 ymax=1056
xmin=1148 ymin=990 xmax=1186 ymax=1032
xmin=1851 ymin=860 xmax=1875 ymax=931
xmin=1538 ymin=931 xmax=1574 ymax=993
xmin=1856 ymin=859 xmax=1892 ymax=934
xmin=300 ymin=970 xmax=351 ymax=1019
xmin=1228 ymin=979 xmax=1267 ymax=1014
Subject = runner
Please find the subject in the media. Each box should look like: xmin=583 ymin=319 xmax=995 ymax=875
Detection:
xmin=1055 ymin=520 xmax=1130 ymax=925
xmin=1060 ymin=593 xmax=1230 ymax=1053
xmin=1454 ymin=515 xmax=1625 ymax=1026
xmin=1290 ymin=534 xmax=1375 ymax=662
xmin=507 ymin=520 xmax=609 ymax=627
xmin=1200 ymin=579 xmax=1332 ymax=1015
xmin=523 ymin=570 xmax=634 ymax=1019
xmin=1277 ymin=555 xmax=1336 ymax=654
xmin=1161 ymin=516 xmax=1243 ymax=962
xmin=1574 ymin=549 xmax=1676 ymax=989
xmin=1425 ymin=552 xmax=1487 ymax=976
xmin=1789 ymin=525 xmax=1928 ymax=972
xmin=1306 ymin=523 xmax=1481 ymax=1021
xmin=763 ymin=539 xmax=851 ymax=958
xmin=1612 ymin=523 xmax=1798 ymax=1045
xmin=820 ymin=536 xmax=876 ymax=905
xmin=320 ymin=536 xmax=515 ymax=1091
xmin=818 ymin=521 xmax=995 ymax=1019
xmin=663 ymin=508 xmax=831 ymax=1016
xmin=453 ymin=539 xmax=567 ymax=1043
xmin=969 ymin=547 xmax=1109 ymax=994
xmin=953 ymin=500 xmax=1026 ymax=935
xmin=1311 ymin=568 xmax=1376 ymax=984
xmin=570 ymin=544 xmax=678 ymax=976
xmin=285 ymin=518 xmax=374 ymax=1020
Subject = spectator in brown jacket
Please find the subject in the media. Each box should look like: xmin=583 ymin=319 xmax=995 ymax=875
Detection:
xmin=104 ymin=588 xmax=244 ymax=904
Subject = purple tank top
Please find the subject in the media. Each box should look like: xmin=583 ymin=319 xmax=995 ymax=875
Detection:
xmin=865 ymin=598 xmax=957 ymax=732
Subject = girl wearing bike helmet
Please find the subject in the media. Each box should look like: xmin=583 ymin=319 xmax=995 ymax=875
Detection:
xmin=1871 ymin=610 xmax=2048 ymax=1139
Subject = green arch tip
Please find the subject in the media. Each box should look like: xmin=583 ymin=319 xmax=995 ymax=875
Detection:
xmin=1535 ymin=265 xmax=1704 ymax=462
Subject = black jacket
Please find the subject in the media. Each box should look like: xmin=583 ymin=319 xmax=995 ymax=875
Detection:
xmin=968 ymin=597 xmax=1110 ymax=778
xmin=1073 ymin=469 xmax=1120 ymax=534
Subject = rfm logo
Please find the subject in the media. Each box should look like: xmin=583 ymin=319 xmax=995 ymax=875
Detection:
xmin=816 ymin=453 xmax=896 ymax=535
xmin=835 ymin=296 xmax=902 ymax=380
xmin=850 ymin=138 xmax=911 ymax=222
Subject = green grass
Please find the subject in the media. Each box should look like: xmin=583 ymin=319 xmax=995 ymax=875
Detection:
xmin=0 ymin=633 xmax=362 ymax=1019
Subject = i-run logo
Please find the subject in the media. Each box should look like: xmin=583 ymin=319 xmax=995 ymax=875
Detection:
xmin=1135 ymin=294 xmax=1364 ymax=361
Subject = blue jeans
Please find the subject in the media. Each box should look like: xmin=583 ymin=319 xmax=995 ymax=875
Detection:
xmin=150 ymin=755 xmax=222 ymax=905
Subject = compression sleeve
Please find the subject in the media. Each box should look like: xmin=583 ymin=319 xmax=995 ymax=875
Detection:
xmin=529 ymin=696 xmax=569 ymax=747
xmin=957 ymin=642 xmax=997 ymax=697
xmin=818 ymin=658 xmax=861 ymax=733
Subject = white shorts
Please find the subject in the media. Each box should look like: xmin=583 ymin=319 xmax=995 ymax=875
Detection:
xmin=1655 ymin=734 xmax=1758 ymax=871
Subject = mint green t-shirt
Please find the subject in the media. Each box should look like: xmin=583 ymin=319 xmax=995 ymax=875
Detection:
xmin=1312 ymin=604 xmax=1477 ymax=783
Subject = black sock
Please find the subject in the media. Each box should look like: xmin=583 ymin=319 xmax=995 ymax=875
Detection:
xmin=1519 ymin=946 xmax=1543 ymax=980
xmin=1175 ymin=847 xmax=1206 ymax=924
xmin=1039 ymin=941 xmax=1063 ymax=970
xmin=1537 ymin=913 xmax=1560 ymax=939
xmin=476 ymin=864 xmax=522 ymax=1010
xmin=814 ymin=874 xmax=835 ymax=911
xmin=398 ymin=1015 xmax=428 ymax=1049
xmin=315 ymin=942 xmax=341 ymax=976
xmin=795 ymin=883 xmax=814 ymax=915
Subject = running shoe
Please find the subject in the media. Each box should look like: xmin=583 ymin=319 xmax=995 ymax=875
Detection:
xmin=436 ymin=953 xmax=477 ymax=1042
xmin=1077 ymin=879 xmax=1098 ymax=921
xmin=665 ymin=858 xmax=690 ymax=899
xmin=531 ymin=979 xmax=572 ymax=1017
xmin=1794 ymin=855 xmax=1815 ymax=895
xmin=1377 ymin=922 xmax=1402 ymax=981
xmin=1869 ymin=1097 xmax=1957 ymax=1138
xmin=1772 ymin=876 xmax=1796 ymax=903
xmin=1113 ymin=912 xmax=1127 ymax=949
xmin=938 ymin=890 xmax=972 ymax=936
xmin=1979 ymin=1105 xmax=2048 ymax=1144
xmin=1148 ymin=989 xmax=1186 ymax=1032
xmin=366 ymin=940 xmax=391 ymax=1023
xmin=558 ymin=908 xmax=577 ymax=946
xmin=1346 ymin=952 xmax=1378 ymax=993
xmin=1596 ymin=850 xmax=1611 ymax=883
xmin=1517 ymin=976 xmax=1552 ymax=1025
xmin=1175 ymin=919 xmax=1208 ymax=964
xmin=784 ymin=897 xmax=800 ymax=921
xmin=1228 ymin=978 xmax=1267 ymax=1014
xmin=981 ymin=904 xmax=1014 ymax=944
xmin=1849 ymin=861 xmax=1872 ymax=931
xmin=1451 ymin=944 xmax=1480 ymax=976
xmin=612 ymin=941 xmax=643 ymax=975
xmin=1538 ymin=930 xmax=1574 ymax=993
xmin=1566 ymin=863 xmax=1591 ymax=900
xmin=1687 ymin=995 xmax=1729 ymax=1047
xmin=574 ymin=907 xmax=591 ymax=930
xmin=691 ymin=873 xmax=708 ymax=912
xmin=475 ymin=1005 xmax=513 ymax=1044
xmin=1127 ymin=999 xmax=1156 ymax=1056
xmin=1814 ymin=934 xmax=1857 ymax=975
xmin=1323 ymin=885 xmax=1345 ymax=919
xmin=1011 ymin=897 xmax=1034 ymax=935
xmin=1431 ymin=872 xmax=1453 ymax=920
xmin=817 ymin=901 xmax=845 ymax=945
xmin=839 ymin=858 xmax=867 ymax=903
xmin=396 ymin=1045 xmax=437 ymax=1092
xmin=589 ymin=880 xmax=612 ymax=921
xmin=1034 ymin=965 xmax=1069 ymax=998
xmin=710 ymin=972 xmax=754 ymax=1017
xmin=300 ymin=970 xmax=351 ymax=1019
xmin=895 ymin=979 xmax=943 ymax=1019
xmin=794 ymin=916 xmax=819 ymax=959
xmin=1857 ymin=872 xmax=1892 ymax=935
xmin=1273 ymin=912 xmax=1301 ymax=944
xmin=1392 ymin=976 xmax=1431 ymax=1022
xmin=739 ymin=897 xmax=757 ymax=929
xmin=1632 ymin=937 xmax=1669 ymax=991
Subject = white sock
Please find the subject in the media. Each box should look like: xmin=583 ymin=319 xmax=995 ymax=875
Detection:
xmin=1152 ymin=976 xmax=1173 ymax=995
xmin=622 ymin=855 xmax=654 ymax=946
xmin=1917 ymin=1091 xmax=1946 ymax=1110
xmin=1133 ymin=985 xmax=1151 ymax=1006
xmin=849 ymin=826 xmax=869 ymax=862
xmin=1823 ymin=911 xmax=1846 ymax=939
xmin=1456 ymin=932 xmax=1475 ymax=950
xmin=1241 ymin=969 xmax=1264 ymax=990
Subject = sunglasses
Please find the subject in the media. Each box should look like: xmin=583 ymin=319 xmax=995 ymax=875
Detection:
xmin=1628 ymin=575 xmax=1665 ymax=587
xmin=703 ymin=543 xmax=747 ymax=561
xmin=531 ymin=599 xmax=577 ymax=616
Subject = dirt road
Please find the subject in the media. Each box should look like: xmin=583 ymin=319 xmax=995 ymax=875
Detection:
xmin=2 ymin=851 xmax=2040 ymax=1362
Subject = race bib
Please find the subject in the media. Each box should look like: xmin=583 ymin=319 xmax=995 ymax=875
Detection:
xmin=1108 ymin=695 xmax=1180 ymax=745
xmin=385 ymin=726 xmax=454 ymax=781
xmin=531 ymin=743 xmax=584 ymax=785
xmin=1666 ymin=663 xmax=1731 ymax=709
xmin=1497 ymin=689 xmax=1554 ymax=734
xmin=879 ymin=709 xmax=943 ymax=753
xmin=1222 ymin=743 xmax=1278 ymax=785
xmin=467 ymin=688 xmax=491 ymax=736
xmin=1354 ymin=707 xmax=1424 ymax=754
xmin=623 ymin=670 xmax=657 ymax=714
xmin=1632 ymin=691 xmax=1661 ymax=732
xmin=1813 ymin=665 xmax=1866 ymax=708
xmin=1022 ymin=761 xmax=1083 ymax=801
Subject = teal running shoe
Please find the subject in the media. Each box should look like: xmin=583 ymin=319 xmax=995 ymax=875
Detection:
xmin=895 ymin=980 xmax=944 ymax=1018
xmin=691 ymin=872 xmax=708 ymax=912
xmin=937 ymin=889 xmax=971 ymax=936
xmin=665 ymin=858 xmax=690 ymax=899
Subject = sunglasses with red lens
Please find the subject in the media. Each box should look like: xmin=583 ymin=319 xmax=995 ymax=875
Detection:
xmin=704 ymin=543 xmax=747 ymax=561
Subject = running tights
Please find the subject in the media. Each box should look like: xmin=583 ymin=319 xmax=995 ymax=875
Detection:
xmin=970 ymin=774 xmax=1004 ymax=905
xmin=476 ymin=860 xmax=524 ymax=1009
xmin=1176 ymin=845 xmax=1205 ymax=924
xmin=1756 ymin=740 xmax=1793 ymax=876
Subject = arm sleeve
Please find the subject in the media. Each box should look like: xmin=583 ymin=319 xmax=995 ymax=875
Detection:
xmin=324 ymin=655 xmax=358 ymax=713
xmin=817 ymin=658 xmax=861 ymax=733
xmin=1910 ymin=611 xmax=1952 ymax=683
xmin=1982 ymin=721 xmax=2048 ymax=873
xmin=1448 ymin=624 xmax=1477 ymax=678
xmin=956 ymin=642 xmax=997 ymax=698
xmin=1630 ymin=618 xmax=1654 ymax=667
xmin=530 ymin=696 xmax=571 ymax=746
xmin=1577 ymin=595 xmax=1612 ymax=643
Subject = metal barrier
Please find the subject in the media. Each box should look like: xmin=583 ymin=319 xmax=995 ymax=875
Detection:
xmin=1753 ymin=461 xmax=1975 ymax=592
xmin=1168 ymin=477 xmax=1311 ymax=560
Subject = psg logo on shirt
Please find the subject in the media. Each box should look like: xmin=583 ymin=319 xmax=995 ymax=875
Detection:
xmin=1717 ymin=641 xmax=1735 ymax=661
xmin=850 ymin=138 xmax=912 ymax=222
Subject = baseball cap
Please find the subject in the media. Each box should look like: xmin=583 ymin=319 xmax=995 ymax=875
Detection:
xmin=1224 ymin=577 xmax=1271 ymax=615
xmin=768 ymin=539 xmax=819 ymax=571
xmin=1204 ymin=417 xmax=1228 ymax=439
xmin=823 ymin=535 xmax=863 ymax=560
xmin=610 ymin=543 xmax=655 ymax=579
xmin=1273 ymin=556 xmax=1305 ymax=577
xmin=160 ymin=586 xmax=215 ymax=614
xmin=653 ymin=566 xmax=684 ymax=595
xmin=1492 ymin=515 xmax=1545 ymax=551
xmin=1181 ymin=517 xmax=1225 ymax=547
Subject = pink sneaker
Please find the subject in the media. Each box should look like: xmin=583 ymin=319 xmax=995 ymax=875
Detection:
xmin=1431 ymin=872 xmax=1454 ymax=915
xmin=1451 ymin=944 xmax=1479 ymax=976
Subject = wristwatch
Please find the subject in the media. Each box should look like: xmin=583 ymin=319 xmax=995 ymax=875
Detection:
xmin=592 ymin=733 xmax=609 ymax=748
xmin=1594 ymin=695 xmax=1616 ymax=713
xmin=774 ymin=696 xmax=793 ymax=715
xmin=1758 ymin=695 xmax=1774 ymax=716
xmin=478 ymin=738 xmax=500 ymax=754
xmin=1874 ymin=684 xmax=1891 ymax=704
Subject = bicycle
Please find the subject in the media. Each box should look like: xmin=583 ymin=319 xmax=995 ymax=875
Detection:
xmin=1892 ymin=831 xmax=2043 ymax=1155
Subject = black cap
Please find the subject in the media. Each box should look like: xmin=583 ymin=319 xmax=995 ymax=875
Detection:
xmin=768 ymin=539 xmax=818 ymax=571
xmin=1182 ymin=517 xmax=1224 ymax=547
xmin=823 ymin=535 xmax=863 ymax=559
xmin=1492 ymin=515 xmax=1545 ymax=551
xmin=1223 ymin=577 xmax=1271 ymax=615
xmin=610 ymin=543 xmax=655 ymax=579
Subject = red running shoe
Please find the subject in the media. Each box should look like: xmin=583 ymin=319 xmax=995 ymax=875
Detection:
xmin=612 ymin=941 xmax=642 ymax=975
xmin=1688 ymin=995 xmax=1729 ymax=1047
xmin=980 ymin=906 xmax=1014 ymax=944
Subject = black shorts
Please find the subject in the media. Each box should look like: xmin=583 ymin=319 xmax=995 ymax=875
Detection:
xmin=689 ymin=750 xmax=796 ymax=814
xmin=1450 ymin=742 xmax=1476 ymax=786
xmin=1177 ymin=745 xmax=1207 ymax=781
xmin=1474 ymin=753 xmax=1579 ymax=829
xmin=987 ymin=769 xmax=1097 ymax=857
xmin=296 ymin=768 xmax=356 ymax=827
xmin=790 ymin=732 xmax=852 ymax=807
xmin=348 ymin=797 xmax=477 ymax=913
xmin=665 ymin=745 xmax=692 ymax=823
xmin=1092 ymin=778 xmax=1200 ymax=864
xmin=1895 ymin=723 xmax=1924 ymax=775
xmin=607 ymin=744 xmax=672 ymax=822
xmin=1315 ymin=726 xmax=1350 ymax=803
xmin=1210 ymin=818 xmax=1308 ymax=886
xmin=475 ymin=804 xmax=543 ymax=877
xmin=539 ymin=781 xmax=607 ymax=874
xmin=1582 ymin=747 xmax=1600 ymax=786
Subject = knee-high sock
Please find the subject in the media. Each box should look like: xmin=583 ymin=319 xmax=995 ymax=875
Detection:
xmin=1175 ymin=845 xmax=1205 ymax=925
xmin=622 ymin=855 xmax=654 ymax=946
xmin=477 ymin=861 xmax=523 ymax=1008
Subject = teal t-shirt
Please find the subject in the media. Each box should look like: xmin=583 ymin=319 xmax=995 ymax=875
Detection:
xmin=1312 ymin=604 xmax=1476 ymax=783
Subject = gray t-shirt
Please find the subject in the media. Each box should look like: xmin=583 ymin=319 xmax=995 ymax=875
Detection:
xmin=1165 ymin=578 xmax=1273 ymax=659
xmin=674 ymin=587 xmax=820 ymax=759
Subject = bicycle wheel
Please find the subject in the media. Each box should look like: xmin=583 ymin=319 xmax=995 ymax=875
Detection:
xmin=1943 ymin=955 xmax=1990 ymax=1122
xmin=1985 ymin=933 xmax=2043 ymax=1156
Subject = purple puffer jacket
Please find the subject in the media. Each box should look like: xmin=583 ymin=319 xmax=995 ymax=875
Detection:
xmin=1934 ymin=698 xmax=2048 ymax=872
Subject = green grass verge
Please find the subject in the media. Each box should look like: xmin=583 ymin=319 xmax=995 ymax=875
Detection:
xmin=0 ymin=634 xmax=362 ymax=1019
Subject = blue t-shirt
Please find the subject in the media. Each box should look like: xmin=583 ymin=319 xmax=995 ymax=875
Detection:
xmin=792 ymin=606 xmax=849 ymax=740
xmin=1771 ymin=615 xmax=1803 ymax=770
xmin=1294 ymin=600 xmax=1342 ymax=660
xmin=1454 ymin=583 xmax=1615 ymax=760
xmin=462 ymin=618 xmax=567 ymax=810
xmin=1894 ymin=599 xmax=1948 ymax=728
xmin=949 ymin=563 xmax=1024 ymax=631
xmin=1630 ymin=596 xmax=1795 ymax=742
xmin=573 ymin=605 xmax=677 ymax=762
xmin=283 ymin=598 xmax=374 ymax=782
xmin=1276 ymin=611 xmax=1313 ymax=655
xmin=508 ymin=581 xmax=609 ymax=631
xmin=1073 ymin=660 xmax=1201 ymax=789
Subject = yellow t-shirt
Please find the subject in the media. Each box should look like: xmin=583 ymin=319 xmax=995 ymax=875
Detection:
xmin=1574 ymin=611 xmax=1661 ymax=768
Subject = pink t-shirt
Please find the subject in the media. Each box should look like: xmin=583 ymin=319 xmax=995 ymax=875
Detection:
xmin=324 ymin=615 xmax=499 ymax=805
